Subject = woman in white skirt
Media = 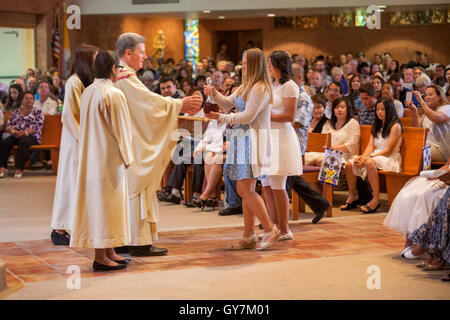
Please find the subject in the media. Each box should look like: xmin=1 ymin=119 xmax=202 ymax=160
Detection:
xmin=383 ymin=158 xmax=450 ymax=259
xmin=261 ymin=51 xmax=301 ymax=240
xmin=341 ymin=98 xmax=403 ymax=213
xmin=305 ymin=97 xmax=360 ymax=166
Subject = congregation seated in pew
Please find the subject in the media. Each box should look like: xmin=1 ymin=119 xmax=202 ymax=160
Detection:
xmin=305 ymin=97 xmax=360 ymax=166
xmin=0 ymin=92 xmax=44 ymax=179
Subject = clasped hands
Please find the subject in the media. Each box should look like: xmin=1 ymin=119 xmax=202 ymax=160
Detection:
xmin=353 ymin=155 xmax=370 ymax=168
xmin=9 ymin=128 xmax=28 ymax=138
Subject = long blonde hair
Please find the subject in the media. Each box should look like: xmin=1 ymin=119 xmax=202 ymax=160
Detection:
xmin=236 ymin=48 xmax=273 ymax=103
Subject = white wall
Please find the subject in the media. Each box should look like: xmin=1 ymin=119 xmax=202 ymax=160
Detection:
xmin=0 ymin=28 xmax=35 ymax=86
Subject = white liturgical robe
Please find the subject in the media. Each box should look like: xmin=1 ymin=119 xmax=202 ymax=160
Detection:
xmin=114 ymin=61 xmax=182 ymax=245
xmin=70 ymin=78 xmax=135 ymax=248
xmin=51 ymin=74 xmax=83 ymax=233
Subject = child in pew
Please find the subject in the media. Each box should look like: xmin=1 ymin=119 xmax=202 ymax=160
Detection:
xmin=341 ymin=98 xmax=403 ymax=213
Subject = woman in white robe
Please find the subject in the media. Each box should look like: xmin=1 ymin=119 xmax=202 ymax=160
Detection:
xmin=70 ymin=51 xmax=135 ymax=271
xmin=51 ymin=45 xmax=98 ymax=245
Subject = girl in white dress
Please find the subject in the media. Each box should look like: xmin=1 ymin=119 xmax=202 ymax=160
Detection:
xmin=341 ymin=98 xmax=403 ymax=213
xmin=261 ymin=51 xmax=301 ymax=240
xmin=305 ymin=97 xmax=360 ymax=166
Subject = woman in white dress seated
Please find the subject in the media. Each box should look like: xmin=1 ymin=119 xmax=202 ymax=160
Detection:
xmin=341 ymin=98 xmax=403 ymax=213
xmin=305 ymin=97 xmax=360 ymax=166
xmin=405 ymin=85 xmax=450 ymax=162
xmin=383 ymin=158 xmax=450 ymax=262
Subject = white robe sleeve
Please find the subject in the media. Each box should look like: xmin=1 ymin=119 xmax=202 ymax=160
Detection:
xmin=109 ymin=90 xmax=135 ymax=167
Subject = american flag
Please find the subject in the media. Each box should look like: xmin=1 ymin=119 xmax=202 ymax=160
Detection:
xmin=52 ymin=15 xmax=60 ymax=61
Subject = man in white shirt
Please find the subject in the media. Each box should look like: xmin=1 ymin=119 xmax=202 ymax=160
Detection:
xmin=34 ymin=81 xmax=58 ymax=115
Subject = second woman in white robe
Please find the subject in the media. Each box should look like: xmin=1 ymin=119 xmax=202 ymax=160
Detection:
xmin=70 ymin=78 xmax=134 ymax=249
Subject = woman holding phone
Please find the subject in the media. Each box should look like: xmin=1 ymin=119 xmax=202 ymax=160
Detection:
xmin=204 ymin=48 xmax=280 ymax=251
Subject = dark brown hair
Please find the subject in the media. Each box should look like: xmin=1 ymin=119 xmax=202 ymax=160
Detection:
xmin=71 ymin=44 xmax=99 ymax=88
xmin=94 ymin=50 xmax=119 ymax=79
xmin=269 ymin=50 xmax=292 ymax=85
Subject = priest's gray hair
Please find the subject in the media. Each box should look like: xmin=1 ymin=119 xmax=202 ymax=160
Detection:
xmin=116 ymin=33 xmax=146 ymax=57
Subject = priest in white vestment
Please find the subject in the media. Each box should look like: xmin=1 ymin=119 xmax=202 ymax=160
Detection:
xmin=70 ymin=51 xmax=135 ymax=271
xmin=113 ymin=33 xmax=202 ymax=256
xmin=50 ymin=45 xmax=98 ymax=246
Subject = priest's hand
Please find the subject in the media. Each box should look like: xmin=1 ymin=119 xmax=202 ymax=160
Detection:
xmin=181 ymin=95 xmax=203 ymax=116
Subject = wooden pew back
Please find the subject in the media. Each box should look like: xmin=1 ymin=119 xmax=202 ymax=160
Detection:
xmin=305 ymin=132 xmax=331 ymax=152
xmin=2 ymin=111 xmax=62 ymax=147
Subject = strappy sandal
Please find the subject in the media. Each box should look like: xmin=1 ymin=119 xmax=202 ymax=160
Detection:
xmin=230 ymin=234 xmax=257 ymax=250
xmin=360 ymin=203 xmax=380 ymax=214
xmin=205 ymin=195 xmax=218 ymax=211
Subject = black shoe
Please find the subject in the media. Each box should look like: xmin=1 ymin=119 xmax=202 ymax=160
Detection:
xmin=218 ymin=206 xmax=242 ymax=216
xmin=312 ymin=202 xmax=331 ymax=224
xmin=129 ymin=245 xmax=168 ymax=256
xmin=157 ymin=187 xmax=172 ymax=202
xmin=93 ymin=261 xmax=127 ymax=271
xmin=51 ymin=230 xmax=70 ymax=246
xmin=340 ymin=200 xmax=359 ymax=211
xmin=114 ymin=246 xmax=130 ymax=254
xmin=166 ymin=194 xmax=181 ymax=205
xmin=114 ymin=259 xmax=131 ymax=265
xmin=185 ymin=195 xmax=200 ymax=208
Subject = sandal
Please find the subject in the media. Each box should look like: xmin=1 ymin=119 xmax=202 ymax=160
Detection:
xmin=279 ymin=230 xmax=294 ymax=241
xmin=257 ymin=225 xmax=281 ymax=251
xmin=423 ymin=263 xmax=443 ymax=271
xmin=360 ymin=203 xmax=380 ymax=214
xmin=340 ymin=200 xmax=358 ymax=211
xmin=230 ymin=234 xmax=257 ymax=250
xmin=205 ymin=195 xmax=218 ymax=211
xmin=416 ymin=261 xmax=427 ymax=268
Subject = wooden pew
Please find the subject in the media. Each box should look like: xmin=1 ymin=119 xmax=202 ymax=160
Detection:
xmin=399 ymin=117 xmax=413 ymax=127
xmin=2 ymin=112 xmax=62 ymax=175
xmin=291 ymin=132 xmax=332 ymax=220
xmin=359 ymin=125 xmax=427 ymax=206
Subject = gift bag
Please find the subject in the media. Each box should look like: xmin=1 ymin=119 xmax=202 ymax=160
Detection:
xmin=318 ymin=148 xmax=344 ymax=187
xmin=422 ymin=145 xmax=431 ymax=171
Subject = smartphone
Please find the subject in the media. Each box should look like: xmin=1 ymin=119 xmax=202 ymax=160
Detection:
xmin=406 ymin=91 xmax=412 ymax=102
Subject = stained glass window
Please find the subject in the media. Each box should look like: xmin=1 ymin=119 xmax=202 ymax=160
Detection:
xmin=355 ymin=8 xmax=367 ymax=27
xmin=274 ymin=16 xmax=296 ymax=28
xmin=297 ymin=16 xmax=319 ymax=29
xmin=330 ymin=12 xmax=353 ymax=27
xmin=417 ymin=9 xmax=445 ymax=24
xmin=184 ymin=19 xmax=199 ymax=71
xmin=390 ymin=11 xmax=416 ymax=25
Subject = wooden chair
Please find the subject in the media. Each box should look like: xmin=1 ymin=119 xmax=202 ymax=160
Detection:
xmin=359 ymin=125 xmax=427 ymax=206
xmin=2 ymin=112 xmax=62 ymax=175
xmin=291 ymin=132 xmax=332 ymax=220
